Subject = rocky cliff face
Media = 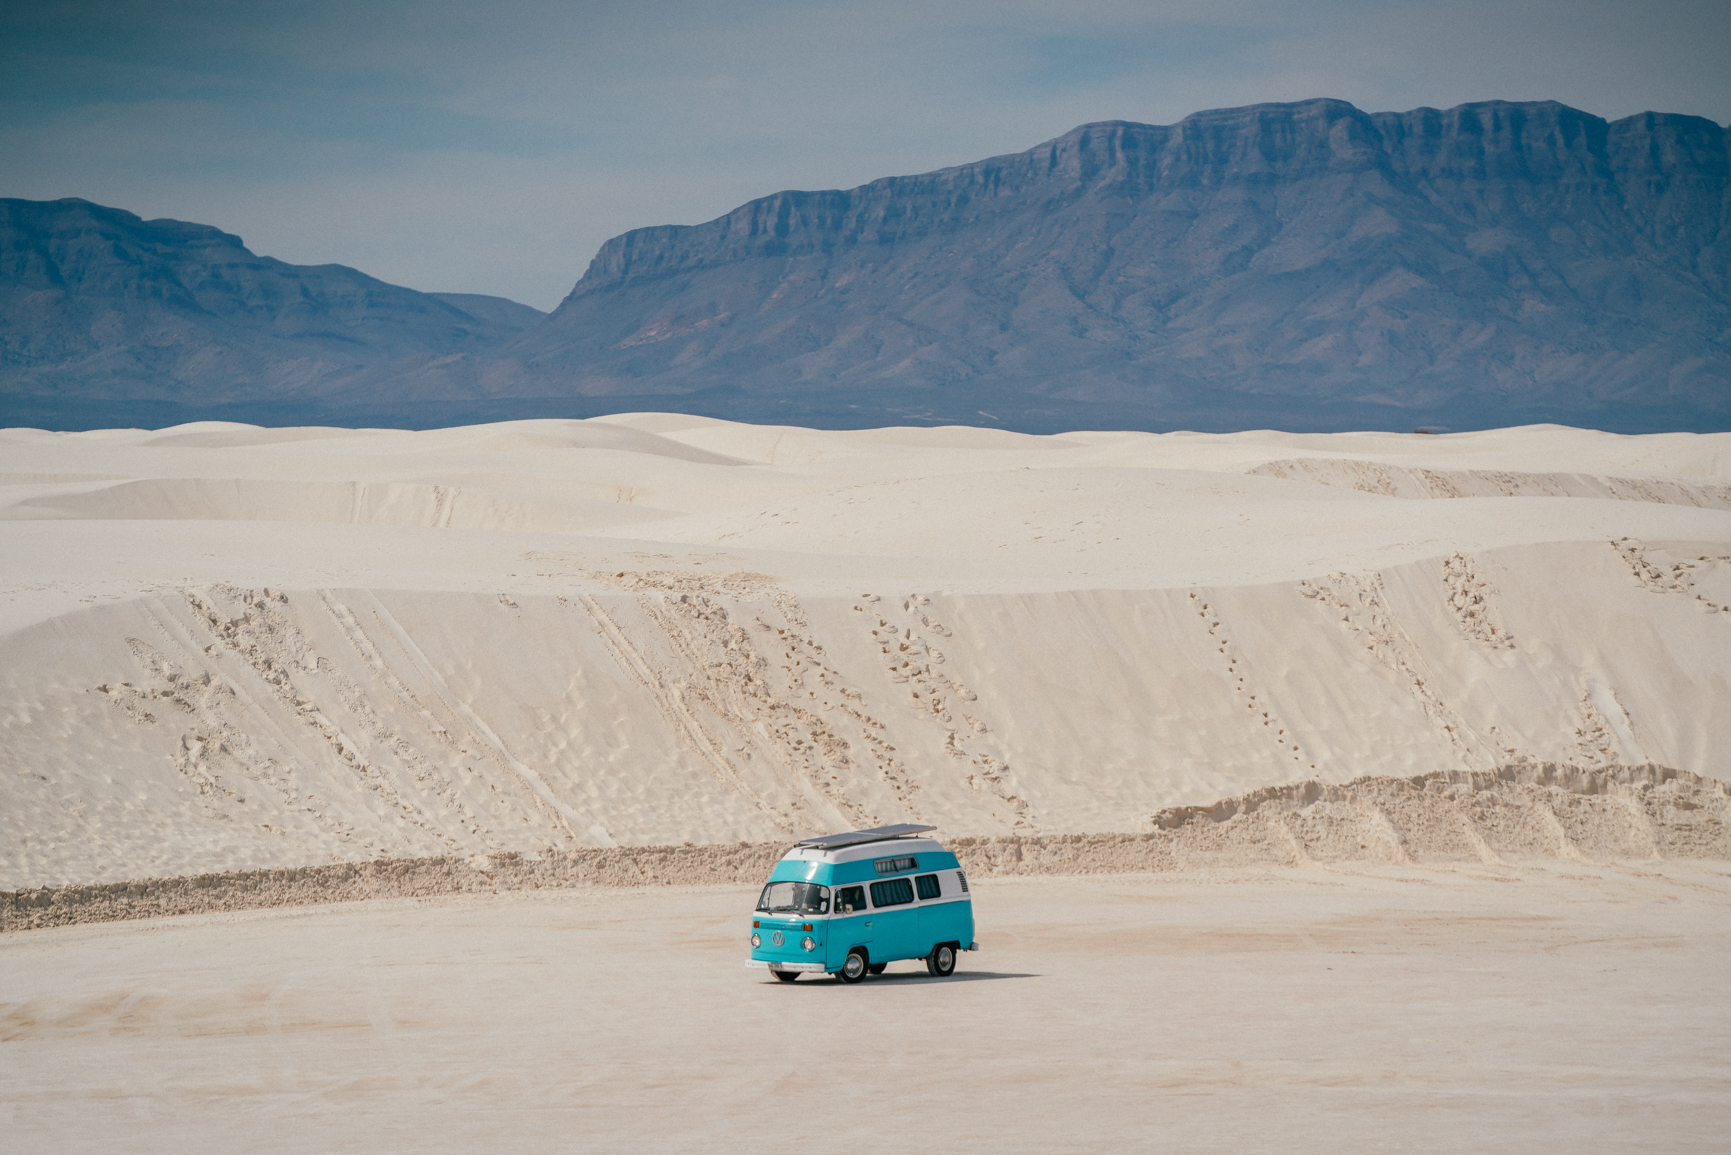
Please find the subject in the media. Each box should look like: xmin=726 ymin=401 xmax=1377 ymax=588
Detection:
xmin=503 ymin=99 xmax=1731 ymax=432
xmin=0 ymin=199 xmax=538 ymax=426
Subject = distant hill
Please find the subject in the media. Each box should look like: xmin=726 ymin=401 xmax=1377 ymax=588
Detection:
xmin=3 ymin=98 xmax=1729 ymax=432
xmin=0 ymin=198 xmax=534 ymax=429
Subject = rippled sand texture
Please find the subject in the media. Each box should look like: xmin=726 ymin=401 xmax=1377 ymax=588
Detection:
xmin=2 ymin=418 xmax=1729 ymax=890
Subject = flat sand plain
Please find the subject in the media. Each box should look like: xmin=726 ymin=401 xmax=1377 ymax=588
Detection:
xmin=4 ymin=867 xmax=1729 ymax=1154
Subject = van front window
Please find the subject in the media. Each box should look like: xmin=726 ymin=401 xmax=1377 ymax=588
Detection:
xmin=757 ymin=881 xmax=830 ymax=915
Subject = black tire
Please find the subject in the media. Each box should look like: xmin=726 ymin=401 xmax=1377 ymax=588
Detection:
xmin=840 ymin=948 xmax=870 ymax=984
xmin=867 ymin=963 xmax=887 ymax=975
xmin=926 ymin=943 xmax=957 ymax=977
xmin=774 ymin=970 xmax=800 ymax=982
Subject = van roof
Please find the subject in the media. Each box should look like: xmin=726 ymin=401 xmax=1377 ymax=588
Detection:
xmin=781 ymin=836 xmax=947 ymax=867
xmin=794 ymin=823 xmax=936 ymax=850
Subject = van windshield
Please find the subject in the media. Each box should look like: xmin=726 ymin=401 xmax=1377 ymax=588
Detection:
xmin=757 ymin=881 xmax=830 ymax=915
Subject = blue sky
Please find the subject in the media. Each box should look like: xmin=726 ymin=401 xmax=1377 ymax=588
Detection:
xmin=4 ymin=0 xmax=1728 ymax=310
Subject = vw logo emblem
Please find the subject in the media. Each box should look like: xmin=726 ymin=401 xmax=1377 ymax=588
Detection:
xmin=771 ymin=931 xmax=785 ymax=946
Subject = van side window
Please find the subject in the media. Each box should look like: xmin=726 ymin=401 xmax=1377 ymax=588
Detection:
xmin=915 ymin=873 xmax=942 ymax=900
xmin=869 ymin=878 xmax=915 ymax=908
xmin=835 ymin=885 xmax=866 ymax=914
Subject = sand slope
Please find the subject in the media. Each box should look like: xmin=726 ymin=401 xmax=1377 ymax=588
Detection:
xmin=2 ymin=418 xmax=1729 ymax=888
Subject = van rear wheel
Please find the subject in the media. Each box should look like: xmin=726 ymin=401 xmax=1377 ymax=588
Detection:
xmin=867 ymin=963 xmax=887 ymax=975
xmin=774 ymin=970 xmax=800 ymax=982
xmin=926 ymin=944 xmax=956 ymax=977
xmin=840 ymin=948 xmax=870 ymax=984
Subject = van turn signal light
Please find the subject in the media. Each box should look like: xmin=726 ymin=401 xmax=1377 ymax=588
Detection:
xmin=803 ymin=923 xmax=812 ymax=931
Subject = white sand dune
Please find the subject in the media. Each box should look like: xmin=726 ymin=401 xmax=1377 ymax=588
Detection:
xmin=2 ymin=417 xmax=1729 ymax=890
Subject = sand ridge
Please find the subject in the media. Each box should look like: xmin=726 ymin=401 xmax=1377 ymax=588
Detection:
xmin=6 ymin=761 xmax=1726 ymax=932
xmin=1247 ymin=456 xmax=1731 ymax=507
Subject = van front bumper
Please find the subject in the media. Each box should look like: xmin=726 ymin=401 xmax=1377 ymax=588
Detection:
xmin=746 ymin=960 xmax=828 ymax=972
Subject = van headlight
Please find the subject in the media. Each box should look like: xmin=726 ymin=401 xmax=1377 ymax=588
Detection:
xmin=750 ymin=932 xmax=761 ymax=948
xmin=802 ymin=936 xmax=816 ymax=952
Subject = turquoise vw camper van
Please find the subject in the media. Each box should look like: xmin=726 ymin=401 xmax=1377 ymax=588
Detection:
xmin=747 ymin=824 xmax=977 ymax=983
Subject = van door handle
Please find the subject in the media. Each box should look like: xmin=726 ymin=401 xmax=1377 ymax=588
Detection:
xmin=864 ymin=921 xmax=872 ymax=927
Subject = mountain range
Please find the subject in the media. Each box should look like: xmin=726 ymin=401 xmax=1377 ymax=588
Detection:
xmin=4 ymin=98 xmax=1728 ymax=432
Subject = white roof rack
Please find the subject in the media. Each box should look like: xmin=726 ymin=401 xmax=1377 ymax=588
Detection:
xmin=794 ymin=824 xmax=936 ymax=850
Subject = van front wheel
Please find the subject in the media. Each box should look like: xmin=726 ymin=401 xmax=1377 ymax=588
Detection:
xmin=840 ymin=949 xmax=870 ymax=984
xmin=926 ymin=944 xmax=956 ymax=977
xmin=774 ymin=970 xmax=800 ymax=982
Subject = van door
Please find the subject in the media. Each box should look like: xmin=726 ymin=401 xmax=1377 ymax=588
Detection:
xmin=914 ymin=872 xmax=951 ymax=955
xmin=832 ymin=885 xmax=870 ymax=968
xmin=867 ymin=877 xmax=917 ymax=961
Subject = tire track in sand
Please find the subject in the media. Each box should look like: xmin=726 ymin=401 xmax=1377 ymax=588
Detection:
xmin=328 ymin=591 xmax=614 ymax=846
xmin=574 ymin=572 xmax=887 ymax=835
xmin=1299 ymin=572 xmax=1500 ymax=770
xmin=858 ymin=593 xmax=1034 ymax=830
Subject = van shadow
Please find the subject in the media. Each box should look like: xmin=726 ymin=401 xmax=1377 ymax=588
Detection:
xmin=792 ymin=970 xmax=1038 ymax=986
